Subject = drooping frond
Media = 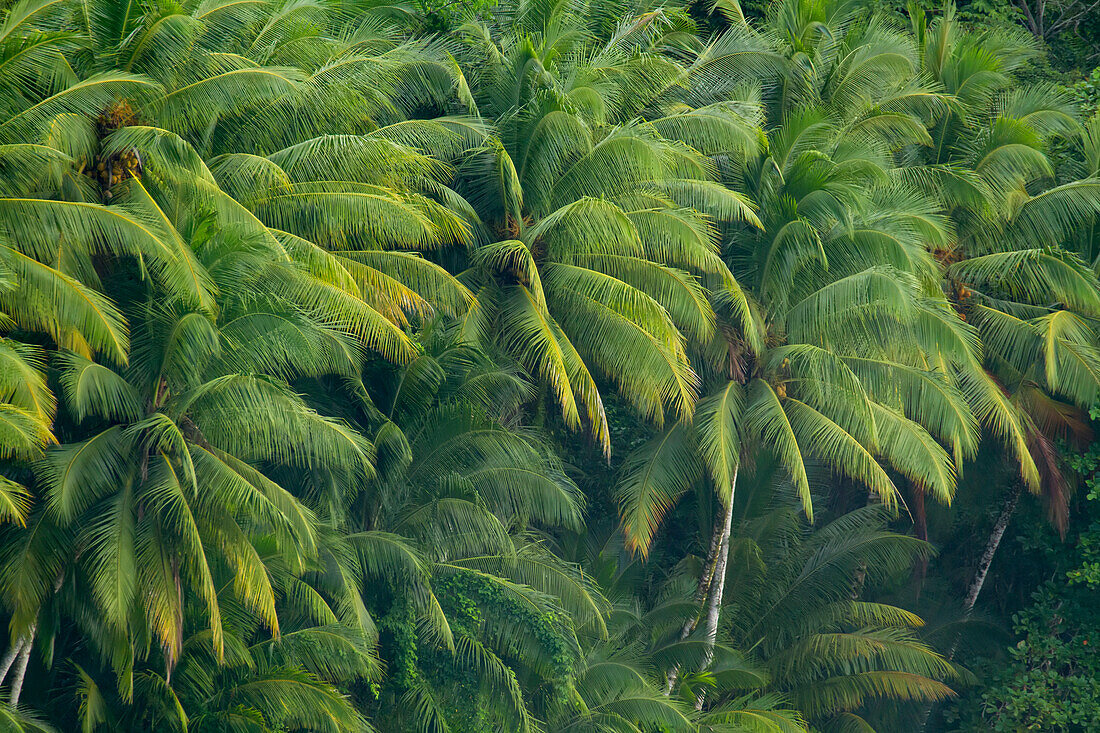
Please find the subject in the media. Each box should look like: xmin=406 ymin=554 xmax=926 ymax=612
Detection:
xmin=745 ymin=379 xmax=812 ymax=519
xmin=615 ymin=424 xmax=698 ymax=557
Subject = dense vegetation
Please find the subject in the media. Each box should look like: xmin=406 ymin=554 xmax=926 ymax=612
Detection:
xmin=0 ymin=0 xmax=1098 ymax=730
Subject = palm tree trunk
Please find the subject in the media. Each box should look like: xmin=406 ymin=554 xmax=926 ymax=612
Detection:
xmin=911 ymin=483 xmax=930 ymax=596
xmin=963 ymin=484 xmax=1022 ymax=615
xmin=663 ymin=504 xmax=725 ymax=695
xmin=912 ymin=483 xmax=928 ymax=540
xmin=694 ymin=469 xmax=737 ymax=711
xmin=9 ymin=625 xmax=34 ymax=706
xmin=922 ymin=485 xmax=1025 ymax=732
xmin=942 ymin=484 xmax=1023 ymax=660
xmin=0 ymin=640 xmax=23 ymax=687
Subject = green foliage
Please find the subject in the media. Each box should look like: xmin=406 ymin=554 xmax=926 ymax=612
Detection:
xmin=0 ymin=0 xmax=1097 ymax=731
xmin=965 ymin=593 xmax=1100 ymax=731
xmin=414 ymin=0 xmax=498 ymax=32
xmin=946 ymin=426 xmax=1100 ymax=731
xmin=1072 ymin=68 xmax=1100 ymax=119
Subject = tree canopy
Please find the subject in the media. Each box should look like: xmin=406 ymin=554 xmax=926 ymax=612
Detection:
xmin=0 ymin=0 xmax=1098 ymax=730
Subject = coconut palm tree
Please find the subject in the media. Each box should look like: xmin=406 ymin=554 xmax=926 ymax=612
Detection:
xmin=545 ymin=523 xmax=809 ymax=733
xmin=610 ymin=4 xmax=992 ymax=706
xmin=0 ymin=0 xmax=480 ymax=538
xmin=558 ymin=495 xmax=955 ymax=732
xmin=905 ymin=3 xmax=1100 ymax=612
xmin=69 ymin=563 xmax=379 ymax=732
xmin=0 ymin=211 xmax=383 ymax=698
xmin=0 ymin=1 xmax=482 ymax=711
xmin=0 ymin=0 xmax=1099 ymax=731
xmin=0 ymin=0 xmax=480 ymax=360
xmin=718 ymin=499 xmax=959 ymax=731
xmin=254 ymin=328 xmax=609 ymax=731
xmin=450 ymin=0 xmax=767 ymax=455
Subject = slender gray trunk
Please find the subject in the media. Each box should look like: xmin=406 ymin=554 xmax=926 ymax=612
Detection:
xmin=944 ymin=485 xmax=1022 ymax=663
xmin=0 ymin=640 xmax=23 ymax=687
xmin=694 ymin=469 xmax=737 ymax=711
xmin=9 ymin=625 xmax=34 ymax=706
xmin=663 ymin=507 xmax=725 ymax=695
xmin=923 ymin=484 xmax=1024 ymax=732
xmin=963 ymin=484 xmax=1022 ymax=616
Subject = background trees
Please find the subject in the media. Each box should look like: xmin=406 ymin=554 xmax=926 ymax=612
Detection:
xmin=0 ymin=0 xmax=1097 ymax=730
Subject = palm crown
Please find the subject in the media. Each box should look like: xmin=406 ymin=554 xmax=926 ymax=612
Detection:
xmin=450 ymin=2 xmax=766 ymax=454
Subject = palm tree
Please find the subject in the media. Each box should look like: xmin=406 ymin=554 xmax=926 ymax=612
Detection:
xmin=547 ymin=524 xmax=809 ymax=733
xmin=559 ymin=495 xmax=955 ymax=732
xmin=450 ymin=1 xmax=766 ymax=455
xmin=908 ymin=3 xmax=1100 ymax=610
xmin=336 ymin=330 xmax=608 ymax=731
xmin=0 ymin=0 xmax=482 ymax=610
xmin=1 ymin=0 xmax=1099 ymax=731
xmin=611 ymin=3 xmax=993 ymax=707
xmin=0 ymin=1 xmax=486 ymax=715
xmin=0 ymin=0 xmax=483 ymax=502
xmin=718 ymin=498 xmax=958 ymax=731
xmin=0 ymin=0 xmax=480 ymax=356
xmin=0 ymin=224 xmax=382 ymax=697
xmin=0 ymin=1 xmax=608 ymax=727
